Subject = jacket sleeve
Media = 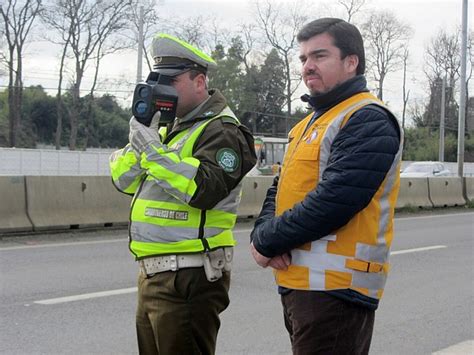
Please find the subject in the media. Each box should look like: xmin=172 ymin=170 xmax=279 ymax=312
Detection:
xmin=109 ymin=144 xmax=146 ymax=195
xmin=190 ymin=119 xmax=257 ymax=209
xmin=250 ymin=175 xmax=279 ymax=239
xmin=251 ymin=105 xmax=401 ymax=257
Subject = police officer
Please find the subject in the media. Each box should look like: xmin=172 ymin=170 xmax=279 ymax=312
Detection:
xmin=110 ymin=33 xmax=256 ymax=355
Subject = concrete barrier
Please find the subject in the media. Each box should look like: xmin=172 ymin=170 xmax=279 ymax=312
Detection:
xmin=396 ymin=177 xmax=433 ymax=208
xmin=428 ymin=177 xmax=465 ymax=207
xmin=238 ymin=176 xmax=275 ymax=218
xmin=465 ymin=177 xmax=474 ymax=203
xmin=25 ymin=176 xmax=131 ymax=230
xmin=0 ymin=174 xmax=471 ymax=234
xmin=0 ymin=176 xmax=33 ymax=233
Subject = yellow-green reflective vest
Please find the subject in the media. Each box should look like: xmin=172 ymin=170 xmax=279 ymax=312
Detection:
xmin=130 ymin=107 xmax=240 ymax=259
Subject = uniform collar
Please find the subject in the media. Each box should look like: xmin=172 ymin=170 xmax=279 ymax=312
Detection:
xmin=172 ymin=89 xmax=228 ymax=131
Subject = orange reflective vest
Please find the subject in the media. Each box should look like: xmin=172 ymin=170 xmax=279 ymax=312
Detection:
xmin=274 ymin=92 xmax=403 ymax=301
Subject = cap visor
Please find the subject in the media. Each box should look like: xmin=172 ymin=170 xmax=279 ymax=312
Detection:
xmin=155 ymin=68 xmax=188 ymax=76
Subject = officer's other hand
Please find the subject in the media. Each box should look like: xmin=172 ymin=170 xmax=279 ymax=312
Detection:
xmin=129 ymin=112 xmax=162 ymax=154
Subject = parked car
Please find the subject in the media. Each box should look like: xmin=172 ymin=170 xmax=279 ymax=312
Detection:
xmin=400 ymin=161 xmax=452 ymax=177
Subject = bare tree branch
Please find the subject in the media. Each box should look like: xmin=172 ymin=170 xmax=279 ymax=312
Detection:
xmin=0 ymin=0 xmax=42 ymax=147
xmin=362 ymin=10 xmax=412 ymax=100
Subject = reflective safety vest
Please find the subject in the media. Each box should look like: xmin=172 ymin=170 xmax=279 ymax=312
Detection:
xmin=129 ymin=107 xmax=241 ymax=259
xmin=274 ymin=92 xmax=403 ymax=301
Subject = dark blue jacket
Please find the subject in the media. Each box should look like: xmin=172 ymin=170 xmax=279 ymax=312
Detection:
xmin=250 ymin=75 xmax=401 ymax=310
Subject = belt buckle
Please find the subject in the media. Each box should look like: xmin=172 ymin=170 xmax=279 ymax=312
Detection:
xmin=169 ymin=255 xmax=178 ymax=271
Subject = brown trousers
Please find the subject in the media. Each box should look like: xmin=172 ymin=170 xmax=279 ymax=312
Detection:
xmin=282 ymin=290 xmax=375 ymax=355
xmin=136 ymin=268 xmax=230 ymax=355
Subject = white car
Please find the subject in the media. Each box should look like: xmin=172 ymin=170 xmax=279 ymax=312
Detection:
xmin=400 ymin=161 xmax=452 ymax=178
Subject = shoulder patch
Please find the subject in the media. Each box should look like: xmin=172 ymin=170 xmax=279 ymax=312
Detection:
xmin=220 ymin=116 xmax=239 ymax=125
xmin=216 ymin=148 xmax=240 ymax=173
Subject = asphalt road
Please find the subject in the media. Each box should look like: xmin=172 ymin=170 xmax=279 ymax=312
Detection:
xmin=1 ymin=211 xmax=473 ymax=355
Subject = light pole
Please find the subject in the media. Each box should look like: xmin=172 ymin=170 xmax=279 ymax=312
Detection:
xmin=457 ymin=0 xmax=468 ymax=177
xmin=136 ymin=6 xmax=144 ymax=84
xmin=439 ymin=76 xmax=446 ymax=162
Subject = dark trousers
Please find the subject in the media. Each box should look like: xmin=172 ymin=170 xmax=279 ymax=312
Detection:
xmin=281 ymin=290 xmax=375 ymax=355
xmin=136 ymin=268 xmax=230 ymax=355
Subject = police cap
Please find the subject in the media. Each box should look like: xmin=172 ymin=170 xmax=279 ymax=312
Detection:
xmin=151 ymin=33 xmax=217 ymax=76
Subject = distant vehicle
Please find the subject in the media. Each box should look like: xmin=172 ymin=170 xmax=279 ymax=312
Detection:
xmin=400 ymin=161 xmax=452 ymax=177
xmin=250 ymin=136 xmax=288 ymax=176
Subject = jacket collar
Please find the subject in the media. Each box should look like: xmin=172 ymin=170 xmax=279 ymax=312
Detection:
xmin=301 ymin=75 xmax=369 ymax=113
xmin=172 ymin=89 xmax=228 ymax=131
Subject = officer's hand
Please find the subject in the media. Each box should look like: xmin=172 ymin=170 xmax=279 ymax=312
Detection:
xmin=129 ymin=111 xmax=162 ymax=154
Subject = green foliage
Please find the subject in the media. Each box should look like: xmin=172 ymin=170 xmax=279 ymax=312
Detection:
xmin=403 ymin=126 xmax=474 ymax=162
xmin=84 ymin=94 xmax=130 ymax=148
xmin=0 ymin=87 xmax=130 ymax=149
xmin=0 ymin=90 xmax=8 ymax=146
xmin=209 ymin=38 xmax=286 ymax=135
xmin=209 ymin=38 xmax=247 ymax=115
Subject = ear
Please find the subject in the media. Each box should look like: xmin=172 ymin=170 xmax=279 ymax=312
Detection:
xmin=344 ymin=54 xmax=359 ymax=74
xmin=194 ymin=73 xmax=207 ymax=93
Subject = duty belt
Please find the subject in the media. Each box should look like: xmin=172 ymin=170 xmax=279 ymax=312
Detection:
xmin=139 ymin=247 xmax=234 ymax=280
xmin=139 ymin=254 xmax=204 ymax=275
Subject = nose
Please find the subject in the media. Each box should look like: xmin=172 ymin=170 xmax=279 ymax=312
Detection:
xmin=302 ymin=58 xmax=316 ymax=75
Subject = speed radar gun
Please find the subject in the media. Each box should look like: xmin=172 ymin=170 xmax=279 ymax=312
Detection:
xmin=131 ymin=71 xmax=178 ymax=127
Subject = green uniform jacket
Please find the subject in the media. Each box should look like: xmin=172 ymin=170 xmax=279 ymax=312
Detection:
xmin=110 ymin=89 xmax=257 ymax=258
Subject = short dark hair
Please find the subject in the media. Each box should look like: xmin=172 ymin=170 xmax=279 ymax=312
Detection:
xmin=297 ymin=18 xmax=365 ymax=75
xmin=188 ymin=69 xmax=205 ymax=80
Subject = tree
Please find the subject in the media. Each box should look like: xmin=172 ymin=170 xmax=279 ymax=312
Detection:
xmin=42 ymin=0 xmax=134 ymax=150
xmin=336 ymin=0 xmax=367 ymax=23
xmin=254 ymin=0 xmax=308 ymax=117
xmin=128 ymin=0 xmax=161 ymax=75
xmin=362 ymin=10 xmax=412 ymax=101
xmin=0 ymin=0 xmax=42 ymax=147
xmin=401 ymin=48 xmax=410 ymax=129
xmin=240 ymin=49 xmax=286 ymax=135
xmin=209 ymin=38 xmax=247 ymax=115
xmin=422 ymin=28 xmax=473 ymax=133
xmin=41 ymin=1 xmax=74 ymax=149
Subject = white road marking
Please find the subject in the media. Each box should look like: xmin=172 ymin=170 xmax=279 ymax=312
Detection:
xmin=395 ymin=212 xmax=474 ymax=221
xmin=32 ymin=244 xmax=447 ymax=305
xmin=34 ymin=287 xmax=137 ymax=305
xmin=391 ymin=245 xmax=447 ymax=255
xmin=0 ymin=238 xmax=126 ymax=251
xmin=432 ymin=340 xmax=473 ymax=354
xmin=2 ymin=212 xmax=472 ymax=251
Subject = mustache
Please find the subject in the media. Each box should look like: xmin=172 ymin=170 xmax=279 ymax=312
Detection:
xmin=304 ymin=70 xmax=320 ymax=78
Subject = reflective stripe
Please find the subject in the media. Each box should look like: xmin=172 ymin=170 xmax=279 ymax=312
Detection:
xmin=109 ymin=145 xmax=145 ymax=193
xmin=355 ymin=243 xmax=388 ymax=264
xmin=141 ymin=152 xmax=198 ymax=203
xmin=130 ymin=229 xmax=236 ymax=258
xmin=212 ymin=183 xmax=242 ymax=214
xmin=131 ymin=222 xmax=225 ymax=243
xmin=318 ymin=99 xmax=379 ymax=178
xmin=129 ymin=107 xmax=241 ymax=258
xmin=145 ymin=145 xmax=199 ymax=180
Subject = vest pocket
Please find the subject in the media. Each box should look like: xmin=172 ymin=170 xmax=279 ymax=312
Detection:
xmin=290 ymin=143 xmax=319 ymax=192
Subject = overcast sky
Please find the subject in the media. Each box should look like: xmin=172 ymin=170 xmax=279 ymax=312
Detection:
xmin=1 ymin=0 xmax=472 ymax=120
